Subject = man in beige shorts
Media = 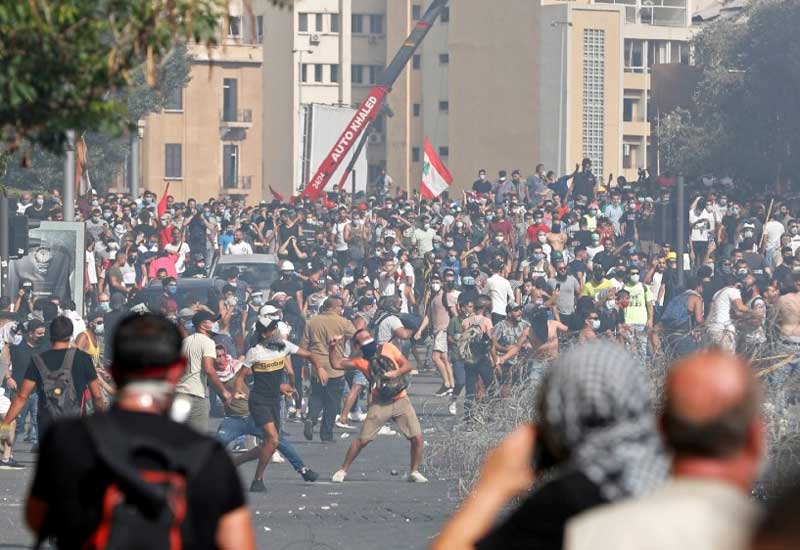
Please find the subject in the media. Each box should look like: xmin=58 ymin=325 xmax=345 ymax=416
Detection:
xmin=327 ymin=329 xmax=427 ymax=483
xmin=415 ymin=272 xmax=459 ymax=396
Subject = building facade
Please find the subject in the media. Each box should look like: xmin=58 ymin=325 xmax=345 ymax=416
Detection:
xmin=140 ymin=3 xmax=264 ymax=203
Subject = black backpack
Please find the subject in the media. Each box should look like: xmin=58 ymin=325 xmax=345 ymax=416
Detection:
xmin=368 ymin=345 xmax=409 ymax=401
xmin=82 ymin=413 xmax=215 ymax=550
xmin=32 ymin=349 xmax=82 ymax=419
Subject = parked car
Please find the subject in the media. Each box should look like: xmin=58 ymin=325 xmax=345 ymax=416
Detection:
xmin=136 ymin=277 xmax=215 ymax=312
xmin=210 ymin=253 xmax=280 ymax=294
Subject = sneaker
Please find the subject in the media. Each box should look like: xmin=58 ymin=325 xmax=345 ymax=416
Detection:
xmin=434 ymin=384 xmax=450 ymax=397
xmin=0 ymin=458 xmax=24 ymax=470
xmin=335 ymin=419 xmax=355 ymax=430
xmin=445 ymin=387 xmax=454 ymax=396
xmin=407 ymin=471 xmax=429 ymax=483
xmin=377 ymin=425 xmax=397 ymax=436
xmin=249 ymin=479 xmax=267 ymax=493
xmin=300 ymin=467 xmax=319 ymax=482
xmin=348 ymin=411 xmax=368 ymax=422
xmin=448 ymin=401 xmax=457 ymax=416
xmin=303 ymin=420 xmax=314 ymax=441
xmin=271 ymin=451 xmax=285 ymax=463
xmin=410 ymin=369 xmax=419 ymax=375
xmin=331 ymin=469 xmax=347 ymax=483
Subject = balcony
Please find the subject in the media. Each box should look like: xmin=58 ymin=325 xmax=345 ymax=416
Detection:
xmin=220 ymin=109 xmax=254 ymax=128
xmin=220 ymin=176 xmax=253 ymax=194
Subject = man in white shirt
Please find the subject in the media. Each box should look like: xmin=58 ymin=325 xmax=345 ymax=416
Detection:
xmin=566 ymin=350 xmax=763 ymax=550
xmin=705 ymin=274 xmax=752 ymax=353
xmin=483 ymin=260 xmax=515 ymax=325
xmin=763 ymin=212 xmax=786 ymax=269
xmin=412 ymin=215 xmax=436 ymax=255
xmin=226 ymin=229 xmax=254 ymax=255
xmin=164 ymin=228 xmax=191 ymax=275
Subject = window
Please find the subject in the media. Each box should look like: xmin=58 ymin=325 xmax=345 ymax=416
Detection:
xmin=413 ymin=103 xmax=421 ymax=117
xmin=623 ymin=98 xmax=635 ymax=122
xmin=223 ymin=78 xmax=238 ymax=121
xmin=330 ymin=64 xmax=339 ymax=83
xmin=299 ymin=13 xmax=308 ymax=32
xmin=331 ymin=13 xmax=340 ymax=33
xmin=439 ymin=53 xmax=449 ymax=65
xmin=439 ymin=146 xmax=449 ymax=158
xmin=352 ymin=64 xmax=364 ymax=84
xmin=165 ymin=144 xmax=182 ymax=179
xmin=223 ymin=144 xmax=239 ymax=188
xmin=301 ymin=64 xmax=309 ymax=83
xmin=412 ymin=147 xmax=421 ymax=162
xmin=228 ymin=16 xmax=241 ymax=38
xmin=256 ymin=15 xmax=264 ymax=42
xmin=370 ymin=14 xmax=384 ymax=34
xmin=441 ymin=7 xmax=450 ymax=22
xmin=314 ymin=64 xmax=323 ymax=83
xmin=369 ymin=65 xmax=381 ymax=84
xmin=352 ymin=14 xmax=363 ymax=33
xmin=165 ymin=87 xmax=183 ymax=111
xmin=438 ymin=100 xmax=449 ymax=113
xmin=412 ymin=55 xmax=421 ymax=69
xmin=315 ymin=13 xmax=323 ymax=32
xmin=412 ymin=5 xmax=422 ymax=20
xmin=583 ymin=29 xmax=606 ymax=179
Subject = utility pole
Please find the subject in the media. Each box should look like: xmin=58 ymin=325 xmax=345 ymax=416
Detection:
xmin=130 ymin=126 xmax=141 ymax=202
xmin=551 ymin=20 xmax=572 ymax=176
xmin=676 ymin=175 xmax=685 ymax=287
xmin=0 ymin=191 xmax=8 ymax=300
xmin=64 ymin=130 xmax=76 ymax=221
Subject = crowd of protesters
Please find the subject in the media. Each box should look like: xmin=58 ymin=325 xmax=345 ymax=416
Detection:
xmin=2 ymin=158 xmax=800 ymax=548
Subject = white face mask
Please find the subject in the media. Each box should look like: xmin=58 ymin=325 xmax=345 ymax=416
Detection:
xmin=537 ymin=234 xmax=547 ymax=243
xmin=591 ymin=319 xmax=601 ymax=330
xmin=630 ymin=275 xmax=640 ymax=283
xmin=431 ymin=283 xmax=442 ymax=292
xmin=210 ymin=322 xmax=221 ymax=333
xmin=605 ymin=300 xmax=616 ymax=310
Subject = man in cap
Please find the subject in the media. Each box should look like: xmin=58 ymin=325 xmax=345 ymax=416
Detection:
xmin=176 ymin=311 xmax=232 ymax=433
xmin=231 ymin=309 xmax=321 ymax=492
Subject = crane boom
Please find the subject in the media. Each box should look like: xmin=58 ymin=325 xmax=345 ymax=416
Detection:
xmin=300 ymin=0 xmax=450 ymax=200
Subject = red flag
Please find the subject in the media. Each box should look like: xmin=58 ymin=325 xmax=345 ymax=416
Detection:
xmin=269 ymin=185 xmax=285 ymax=202
xmin=157 ymin=182 xmax=171 ymax=217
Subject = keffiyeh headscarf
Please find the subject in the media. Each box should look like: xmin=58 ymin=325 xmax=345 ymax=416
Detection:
xmin=537 ymin=340 xmax=669 ymax=501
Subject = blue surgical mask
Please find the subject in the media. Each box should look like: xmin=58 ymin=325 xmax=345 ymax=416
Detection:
xmin=167 ymin=285 xmax=178 ymax=295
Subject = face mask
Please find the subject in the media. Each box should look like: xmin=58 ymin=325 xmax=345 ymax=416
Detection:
xmin=791 ymin=228 xmax=799 ymax=236
xmin=196 ymin=263 xmax=206 ymax=270
xmin=719 ymin=199 xmax=728 ymax=206
xmin=98 ymin=301 xmax=110 ymax=312
xmin=424 ymin=223 xmax=431 ymax=230
xmin=445 ymin=241 xmax=454 ymax=248
xmin=36 ymin=199 xmax=44 ymax=206
xmin=533 ymin=253 xmax=544 ymax=262
xmin=591 ymin=320 xmax=601 ymax=330
xmin=103 ymin=212 xmax=112 ymax=219
xmin=630 ymin=275 xmax=640 ymax=283
xmin=327 ymin=250 xmax=334 ymax=258
xmin=736 ymin=269 xmax=749 ymax=279
xmin=431 ymin=283 xmax=442 ymax=292
xmin=210 ymin=322 xmax=221 ymax=334
xmin=226 ymin=297 xmax=238 ymax=307
xmin=605 ymin=300 xmax=616 ymax=310
xmin=94 ymin=323 xmax=105 ymax=335
xmin=167 ymin=285 xmax=178 ymax=295
xmin=538 ymin=234 xmax=547 ymax=243
xmin=252 ymin=296 xmax=264 ymax=306
xmin=361 ymin=339 xmax=378 ymax=359
xmin=743 ymin=231 xmax=753 ymax=238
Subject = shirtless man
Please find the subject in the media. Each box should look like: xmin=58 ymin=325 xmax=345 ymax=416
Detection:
xmin=776 ymin=273 xmax=800 ymax=339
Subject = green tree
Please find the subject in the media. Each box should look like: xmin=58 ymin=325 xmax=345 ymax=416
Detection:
xmin=659 ymin=0 xmax=800 ymax=186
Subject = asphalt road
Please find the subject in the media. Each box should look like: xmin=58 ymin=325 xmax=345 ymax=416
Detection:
xmin=0 ymin=374 xmax=460 ymax=550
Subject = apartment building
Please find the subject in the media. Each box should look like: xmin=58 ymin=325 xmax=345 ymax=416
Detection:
xmin=448 ymin=0 xmax=695 ymax=192
xmin=261 ymin=0 xmax=452 ymax=200
xmin=140 ymin=3 xmax=264 ymax=203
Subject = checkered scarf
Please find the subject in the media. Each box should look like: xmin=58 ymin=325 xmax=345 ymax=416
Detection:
xmin=538 ymin=340 xmax=669 ymax=501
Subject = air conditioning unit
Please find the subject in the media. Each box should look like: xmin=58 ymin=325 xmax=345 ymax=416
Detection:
xmin=310 ymin=34 xmax=320 ymax=45
xmin=368 ymin=133 xmax=383 ymax=145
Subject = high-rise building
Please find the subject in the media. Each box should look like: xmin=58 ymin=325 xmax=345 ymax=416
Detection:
xmin=448 ymin=0 xmax=696 ymax=192
xmin=140 ymin=1 xmax=264 ymax=203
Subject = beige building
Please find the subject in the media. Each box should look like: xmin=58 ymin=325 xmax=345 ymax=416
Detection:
xmin=448 ymin=0 xmax=695 ymax=192
xmin=140 ymin=4 xmax=264 ymax=203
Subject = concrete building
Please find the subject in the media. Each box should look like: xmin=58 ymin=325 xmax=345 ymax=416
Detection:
xmin=448 ymin=0 xmax=695 ymax=192
xmin=140 ymin=3 xmax=264 ymax=203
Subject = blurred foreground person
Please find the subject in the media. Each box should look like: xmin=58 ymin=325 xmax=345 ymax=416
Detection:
xmin=23 ymin=314 xmax=255 ymax=550
xmin=751 ymin=481 xmax=800 ymax=550
xmin=431 ymin=341 xmax=668 ymax=550
xmin=566 ymin=350 xmax=763 ymax=550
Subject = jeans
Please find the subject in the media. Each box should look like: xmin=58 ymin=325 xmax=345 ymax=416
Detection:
xmin=11 ymin=391 xmax=38 ymax=443
xmin=291 ymin=355 xmax=304 ymax=410
xmin=216 ymin=415 xmax=305 ymax=471
xmin=308 ymin=376 xmax=345 ymax=441
xmin=464 ymin=358 xmax=496 ymax=421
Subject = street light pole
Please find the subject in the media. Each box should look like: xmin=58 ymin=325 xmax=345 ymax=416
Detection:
xmin=551 ymin=21 xmax=572 ymax=175
xmin=64 ymin=130 xmax=75 ymax=221
xmin=293 ymin=48 xmax=314 ymax=192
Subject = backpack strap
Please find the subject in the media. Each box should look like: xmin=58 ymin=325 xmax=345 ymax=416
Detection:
xmin=61 ymin=348 xmax=77 ymax=374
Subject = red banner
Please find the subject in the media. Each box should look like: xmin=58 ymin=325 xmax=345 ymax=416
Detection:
xmin=300 ymin=85 xmax=388 ymax=201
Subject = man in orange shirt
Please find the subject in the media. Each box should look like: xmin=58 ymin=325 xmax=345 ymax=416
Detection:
xmin=327 ymin=329 xmax=427 ymax=483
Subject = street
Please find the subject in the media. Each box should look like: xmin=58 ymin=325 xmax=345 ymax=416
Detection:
xmin=0 ymin=374 xmax=459 ymax=550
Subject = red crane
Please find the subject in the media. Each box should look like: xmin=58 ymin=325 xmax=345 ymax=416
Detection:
xmin=299 ymin=0 xmax=450 ymax=201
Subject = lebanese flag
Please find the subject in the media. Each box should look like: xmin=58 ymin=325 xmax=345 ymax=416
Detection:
xmin=157 ymin=182 xmax=171 ymax=217
xmin=420 ymin=137 xmax=453 ymax=200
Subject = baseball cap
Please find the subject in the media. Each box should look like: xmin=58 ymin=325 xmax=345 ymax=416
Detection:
xmin=178 ymin=308 xmax=195 ymax=320
xmin=666 ymin=251 xmax=678 ymax=261
xmin=192 ymin=311 xmax=220 ymax=327
xmin=506 ymin=302 xmax=522 ymax=314
xmin=281 ymin=261 xmax=295 ymax=272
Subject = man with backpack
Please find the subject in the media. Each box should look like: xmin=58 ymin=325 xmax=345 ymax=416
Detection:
xmin=21 ymin=313 xmax=255 ymax=550
xmin=414 ymin=272 xmax=458 ymax=397
xmin=458 ymin=296 xmax=498 ymax=423
xmin=1 ymin=317 xmax=104 ymax=443
xmin=327 ymin=329 xmax=427 ymax=484
xmin=659 ymin=276 xmax=705 ymax=358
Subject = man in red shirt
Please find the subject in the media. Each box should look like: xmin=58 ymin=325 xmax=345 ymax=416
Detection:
xmin=526 ymin=210 xmax=551 ymax=246
xmin=327 ymin=330 xmax=427 ymax=483
xmin=489 ymin=207 xmax=514 ymax=241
